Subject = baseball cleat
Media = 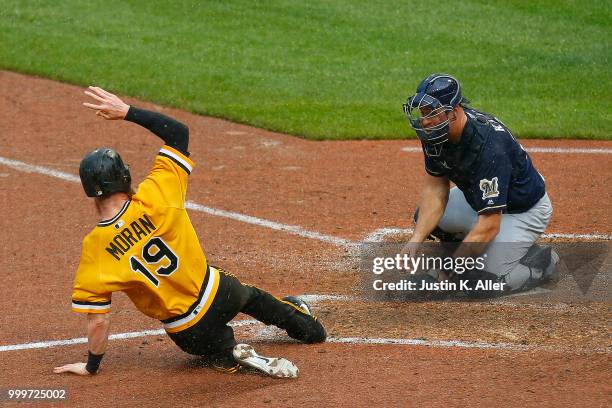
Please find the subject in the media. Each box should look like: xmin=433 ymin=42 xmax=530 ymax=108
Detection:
xmin=232 ymin=344 xmax=299 ymax=378
xmin=282 ymin=296 xmax=312 ymax=315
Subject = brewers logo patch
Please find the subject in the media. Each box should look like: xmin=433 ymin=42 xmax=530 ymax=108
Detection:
xmin=479 ymin=177 xmax=499 ymax=200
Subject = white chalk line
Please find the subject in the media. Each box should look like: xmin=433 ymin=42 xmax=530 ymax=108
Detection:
xmin=325 ymin=337 xmax=525 ymax=350
xmin=0 ymin=318 xmax=538 ymax=353
xmin=0 ymin=327 xmax=525 ymax=353
xmin=400 ymin=146 xmax=612 ymax=154
xmin=363 ymin=227 xmax=414 ymax=242
xmin=300 ymin=294 xmax=356 ymax=302
xmin=364 ymin=228 xmax=612 ymax=242
xmin=542 ymin=233 xmax=612 ymax=240
xmin=0 ymin=156 xmax=81 ymax=183
xmin=3 ymin=314 xmax=606 ymax=354
xmin=0 ymin=319 xmax=260 ymax=352
xmin=184 ymin=201 xmax=353 ymax=247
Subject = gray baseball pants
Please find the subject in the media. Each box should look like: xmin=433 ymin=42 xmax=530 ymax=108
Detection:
xmin=436 ymin=187 xmax=553 ymax=290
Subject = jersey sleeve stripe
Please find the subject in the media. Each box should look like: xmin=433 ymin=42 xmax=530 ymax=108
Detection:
xmin=162 ymin=266 xmax=220 ymax=333
xmin=71 ymin=301 xmax=111 ymax=313
xmin=159 ymin=146 xmax=193 ymax=174
xmin=72 ymin=300 xmax=111 ymax=306
xmin=477 ymin=204 xmax=507 ymax=214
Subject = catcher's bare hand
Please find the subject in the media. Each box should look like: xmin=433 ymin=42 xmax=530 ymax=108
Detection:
xmin=53 ymin=362 xmax=90 ymax=376
xmin=83 ymin=86 xmax=129 ymax=120
xmin=401 ymin=241 xmax=420 ymax=260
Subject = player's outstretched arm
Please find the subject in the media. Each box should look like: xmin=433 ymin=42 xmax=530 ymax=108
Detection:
xmin=124 ymin=106 xmax=189 ymax=155
xmin=53 ymin=313 xmax=111 ymax=376
xmin=83 ymin=86 xmax=189 ymax=155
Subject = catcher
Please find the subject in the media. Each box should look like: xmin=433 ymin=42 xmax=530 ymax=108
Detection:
xmin=53 ymin=86 xmax=325 ymax=378
xmin=403 ymin=73 xmax=559 ymax=296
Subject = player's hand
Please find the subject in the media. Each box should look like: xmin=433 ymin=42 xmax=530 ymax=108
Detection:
xmin=53 ymin=362 xmax=90 ymax=376
xmin=83 ymin=86 xmax=130 ymax=120
xmin=401 ymin=240 xmax=420 ymax=260
xmin=399 ymin=241 xmax=421 ymax=274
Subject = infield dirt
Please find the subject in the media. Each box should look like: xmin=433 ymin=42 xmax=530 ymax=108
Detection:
xmin=1 ymin=70 xmax=610 ymax=407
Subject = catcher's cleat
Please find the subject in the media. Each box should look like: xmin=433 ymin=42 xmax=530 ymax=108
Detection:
xmin=520 ymin=244 xmax=560 ymax=284
xmin=520 ymin=244 xmax=552 ymax=270
xmin=232 ymin=344 xmax=299 ymax=378
xmin=281 ymin=296 xmax=312 ymax=316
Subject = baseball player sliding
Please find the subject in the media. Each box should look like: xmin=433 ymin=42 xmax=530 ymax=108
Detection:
xmin=403 ymin=73 xmax=559 ymax=295
xmin=54 ymin=87 xmax=325 ymax=378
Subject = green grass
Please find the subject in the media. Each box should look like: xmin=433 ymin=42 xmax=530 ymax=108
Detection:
xmin=1 ymin=0 xmax=610 ymax=140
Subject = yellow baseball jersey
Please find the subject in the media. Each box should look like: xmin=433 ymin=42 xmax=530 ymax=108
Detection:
xmin=71 ymin=145 xmax=219 ymax=333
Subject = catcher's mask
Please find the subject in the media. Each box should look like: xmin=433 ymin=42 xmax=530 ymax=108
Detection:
xmin=79 ymin=147 xmax=131 ymax=197
xmin=403 ymin=74 xmax=467 ymax=157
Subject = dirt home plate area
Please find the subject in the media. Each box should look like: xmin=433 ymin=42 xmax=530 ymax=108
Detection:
xmin=1 ymin=71 xmax=610 ymax=407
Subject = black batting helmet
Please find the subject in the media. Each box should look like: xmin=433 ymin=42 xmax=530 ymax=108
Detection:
xmin=79 ymin=147 xmax=131 ymax=197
